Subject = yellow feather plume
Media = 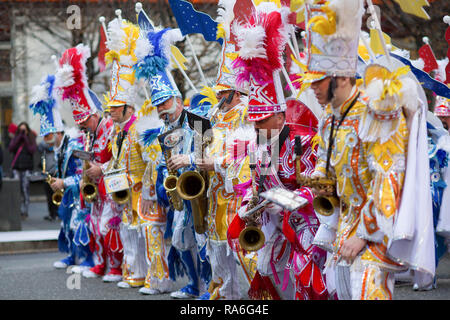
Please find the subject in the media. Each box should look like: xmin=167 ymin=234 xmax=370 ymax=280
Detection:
xmin=307 ymin=3 xmax=336 ymax=36
xmin=200 ymin=86 xmax=219 ymax=106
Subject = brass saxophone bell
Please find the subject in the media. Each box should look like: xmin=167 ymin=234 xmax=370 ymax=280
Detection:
xmin=238 ymin=225 xmax=265 ymax=252
xmin=112 ymin=189 xmax=131 ymax=205
xmin=313 ymin=195 xmax=340 ymax=216
xmin=176 ymin=170 xmax=208 ymax=234
xmin=164 ymin=174 xmax=184 ymax=211
xmin=52 ymin=190 xmax=64 ymax=206
xmin=82 ymin=182 xmax=98 ymax=203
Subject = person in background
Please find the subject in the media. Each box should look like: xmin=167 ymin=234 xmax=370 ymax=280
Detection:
xmin=38 ymin=140 xmax=58 ymax=221
xmin=8 ymin=121 xmax=37 ymax=219
xmin=434 ymin=96 xmax=450 ymax=133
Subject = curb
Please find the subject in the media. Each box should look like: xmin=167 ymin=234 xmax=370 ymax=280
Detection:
xmin=0 ymin=230 xmax=59 ymax=255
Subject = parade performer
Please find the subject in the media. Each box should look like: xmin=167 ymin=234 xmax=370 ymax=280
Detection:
xmin=134 ymin=100 xmax=174 ymax=295
xmin=134 ymin=25 xmax=211 ymax=299
xmin=304 ymin=0 xmax=413 ymax=300
xmin=193 ymin=0 xmax=256 ymax=300
xmin=226 ymin=3 xmax=327 ymax=300
xmin=29 ymin=75 xmax=89 ymax=270
xmin=418 ymin=112 xmax=450 ymax=290
xmin=55 ymin=44 xmax=122 ymax=281
xmin=101 ymin=17 xmax=147 ymax=289
xmin=435 ymin=96 xmax=450 ymax=132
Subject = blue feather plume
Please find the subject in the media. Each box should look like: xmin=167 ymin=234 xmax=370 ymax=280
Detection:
xmin=29 ymin=75 xmax=57 ymax=116
xmin=141 ymin=127 xmax=163 ymax=146
xmin=134 ymin=28 xmax=172 ymax=80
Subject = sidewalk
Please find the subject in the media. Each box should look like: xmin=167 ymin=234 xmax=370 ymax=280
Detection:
xmin=0 ymin=201 xmax=60 ymax=254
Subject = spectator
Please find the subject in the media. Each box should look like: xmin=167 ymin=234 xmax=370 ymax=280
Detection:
xmin=38 ymin=141 xmax=58 ymax=221
xmin=8 ymin=121 xmax=37 ymax=219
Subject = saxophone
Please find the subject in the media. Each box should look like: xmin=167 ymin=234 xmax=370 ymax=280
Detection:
xmin=81 ymin=133 xmax=98 ymax=203
xmin=158 ymin=124 xmax=184 ymax=212
xmin=176 ymin=131 xmax=209 ymax=234
xmin=294 ymin=135 xmax=339 ymax=216
xmin=106 ymin=131 xmax=131 ymax=205
xmin=238 ymin=146 xmax=266 ymax=252
xmin=42 ymin=155 xmax=63 ymax=206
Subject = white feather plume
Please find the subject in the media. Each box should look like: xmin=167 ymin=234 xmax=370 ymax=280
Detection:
xmin=232 ymin=23 xmax=266 ymax=59
xmin=329 ymin=0 xmax=364 ymax=40
xmin=399 ymin=76 xmax=419 ymax=113
xmin=411 ymin=58 xmax=425 ymax=71
xmin=30 ymin=78 xmax=51 ymax=105
xmin=54 ymin=64 xmax=74 ymax=88
xmin=217 ymin=0 xmax=236 ymax=39
xmin=135 ymin=31 xmax=153 ymax=61
xmin=161 ymin=28 xmax=184 ymax=61
xmin=135 ymin=109 xmax=164 ymax=136
xmin=436 ymin=58 xmax=449 ymax=82
xmin=65 ymin=126 xmax=82 ymax=139
xmin=106 ymin=18 xmax=126 ymax=52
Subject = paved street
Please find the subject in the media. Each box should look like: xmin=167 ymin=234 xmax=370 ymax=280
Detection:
xmin=0 ymin=251 xmax=186 ymax=300
xmin=0 ymin=250 xmax=449 ymax=300
xmin=1 ymin=201 xmax=449 ymax=300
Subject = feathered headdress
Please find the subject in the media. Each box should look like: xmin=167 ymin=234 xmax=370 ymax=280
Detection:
xmin=55 ymin=44 xmax=103 ymax=124
xmin=105 ymin=18 xmax=140 ymax=108
xmin=134 ymin=27 xmax=183 ymax=106
xmin=29 ymin=75 xmax=64 ymax=136
xmin=360 ymin=63 xmax=419 ymax=143
xmin=231 ymin=2 xmax=290 ymax=121
xmin=435 ymin=95 xmax=450 ymax=117
xmin=303 ymin=0 xmax=364 ymax=82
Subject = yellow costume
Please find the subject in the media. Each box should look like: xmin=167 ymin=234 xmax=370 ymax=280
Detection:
xmin=137 ymin=110 xmax=173 ymax=294
xmin=313 ymin=86 xmax=409 ymax=299
xmin=107 ymin=116 xmax=147 ymax=287
xmin=207 ymin=103 xmax=251 ymax=241
xmin=103 ymin=17 xmax=147 ymax=288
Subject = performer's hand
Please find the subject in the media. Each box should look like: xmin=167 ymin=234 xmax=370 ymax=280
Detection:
xmin=167 ymin=154 xmax=190 ymax=171
xmin=340 ymin=236 xmax=367 ymax=263
xmin=196 ymin=157 xmax=215 ymax=172
xmin=141 ymin=199 xmax=154 ymax=217
xmin=311 ymin=187 xmax=334 ymax=198
xmin=51 ymin=178 xmax=64 ymax=191
xmin=86 ymin=163 xmax=102 ymax=180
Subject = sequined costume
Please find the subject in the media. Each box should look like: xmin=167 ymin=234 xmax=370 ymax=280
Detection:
xmin=205 ymin=101 xmax=256 ymax=300
xmin=156 ymin=110 xmax=209 ymax=298
xmin=133 ymin=24 xmax=211 ymax=298
xmin=427 ymin=120 xmax=450 ymax=269
xmin=103 ymin=114 xmax=148 ymax=287
xmin=54 ymin=130 xmax=87 ymax=266
xmin=85 ymin=116 xmax=124 ymax=280
xmin=312 ymin=86 xmax=409 ymax=300
xmin=136 ymin=110 xmax=173 ymax=294
xmin=229 ymin=122 xmax=327 ymax=300
xmin=29 ymin=74 xmax=91 ymax=269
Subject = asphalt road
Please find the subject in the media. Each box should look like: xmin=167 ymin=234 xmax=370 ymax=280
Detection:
xmin=0 ymin=251 xmax=449 ymax=300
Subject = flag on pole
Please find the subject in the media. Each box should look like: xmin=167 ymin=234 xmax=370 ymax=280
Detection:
xmin=170 ymin=45 xmax=188 ymax=70
xmin=168 ymin=0 xmax=222 ymax=45
xmin=393 ymin=0 xmax=430 ymax=20
xmin=98 ymin=24 xmax=107 ymax=72
xmin=369 ymin=29 xmax=398 ymax=55
xmin=445 ymin=18 xmax=450 ymax=84
xmin=418 ymin=43 xmax=438 ymax=73
xmin=391 ymin=52 xmax=450 ymax=99
xmin=137 ymin=9 xmax=155 ymax=31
